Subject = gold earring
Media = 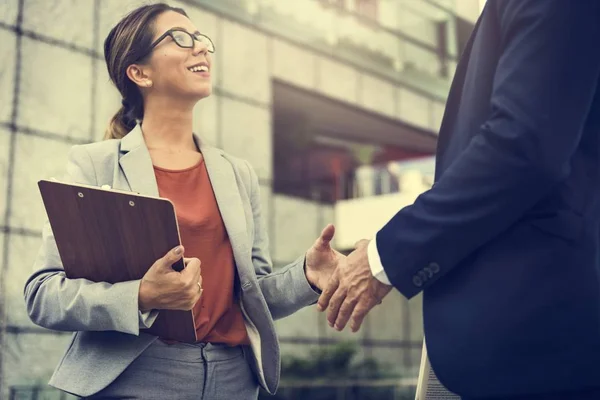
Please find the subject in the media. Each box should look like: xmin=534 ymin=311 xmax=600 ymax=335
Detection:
xmin=146 ymin=81 xmax=152 ymax=87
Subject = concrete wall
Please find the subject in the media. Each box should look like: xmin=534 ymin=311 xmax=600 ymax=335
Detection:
xmin=0 ymin=0 xmax=455 ymax=394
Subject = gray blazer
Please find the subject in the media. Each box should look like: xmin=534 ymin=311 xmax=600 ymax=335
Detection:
xmin=23 ymin=125 xmax=320 ymax=397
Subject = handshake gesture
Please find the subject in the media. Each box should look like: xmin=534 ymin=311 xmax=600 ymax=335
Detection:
xmin=304 ymin=224 xmax=392 ymax=332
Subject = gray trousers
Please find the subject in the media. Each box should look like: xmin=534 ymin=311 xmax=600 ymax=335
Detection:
xmin=86 ymin=340 xmax=259 ymax=400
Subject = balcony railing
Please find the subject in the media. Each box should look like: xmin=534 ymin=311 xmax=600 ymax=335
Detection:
xmin=8 ymin=381 xmax=417 ymax=400
xmin=334 ymin=157 xmax=435 ymax=249
xmin=270 ymin=378 xmax=417 ymax=399
xmin=8 ymin=386 xmax=76 ymax=400
xmin=275 ymin=156 xmax=435 ymax=203
xmin=351 ymin=164 xmax=433 ymax=199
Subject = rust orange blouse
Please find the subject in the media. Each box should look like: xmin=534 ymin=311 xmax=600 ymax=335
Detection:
xmin=154 ymin=157 xmax=250 ymax=346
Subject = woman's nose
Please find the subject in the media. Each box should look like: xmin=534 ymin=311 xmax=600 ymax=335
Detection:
xmin=192 ymin=39 xmax=208 ymax=55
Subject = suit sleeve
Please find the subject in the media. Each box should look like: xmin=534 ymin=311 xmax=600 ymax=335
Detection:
xmin=375 ymin=0 xmax=600 ymax=298
xmin=24 ymin=145 xmax=158 ymax=335
xmin=244 ymin=160 xmax=320 ymax=320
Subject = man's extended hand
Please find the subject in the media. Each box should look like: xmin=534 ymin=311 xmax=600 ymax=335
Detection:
xmin=305 ymin=224 xmax=345 ymax=291
xmin=317 ymin=239 xmax=392 ymax=332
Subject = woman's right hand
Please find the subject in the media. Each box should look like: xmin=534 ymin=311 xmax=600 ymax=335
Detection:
xmin=138 ymin=246 xmax=202 ymax=312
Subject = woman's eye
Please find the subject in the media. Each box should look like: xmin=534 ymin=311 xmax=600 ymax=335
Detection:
xmin=173 ymin=33 xmax=187 ymax=42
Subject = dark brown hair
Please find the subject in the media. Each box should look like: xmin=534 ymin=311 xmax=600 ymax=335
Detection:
xmin=103 ymin=3 xmax=187 ymax=140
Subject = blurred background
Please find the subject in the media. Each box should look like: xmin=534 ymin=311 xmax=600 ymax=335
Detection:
xmin=0 ymin=0 xmax=482 ymax=398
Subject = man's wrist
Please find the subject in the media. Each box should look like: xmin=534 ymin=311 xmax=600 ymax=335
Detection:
xmin=368 ymin=237 xmax=392 ymax=286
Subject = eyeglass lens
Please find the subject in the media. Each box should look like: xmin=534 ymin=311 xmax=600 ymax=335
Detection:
xmin=172 ymin=31 xmax=214 ymax=52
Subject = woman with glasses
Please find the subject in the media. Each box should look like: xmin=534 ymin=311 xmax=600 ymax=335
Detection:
xmin=24 ymin=3 xmax=343 ymax=399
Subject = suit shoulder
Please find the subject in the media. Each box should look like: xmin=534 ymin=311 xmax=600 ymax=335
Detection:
xmin=71 ymin=139 xmax=121 ymax=185
xmin=75 ymin=139 xmax=120 ymax=159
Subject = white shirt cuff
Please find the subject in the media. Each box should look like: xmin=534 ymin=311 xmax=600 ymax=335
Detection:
xmin=368 ymin=237 xmax=391 ymax=285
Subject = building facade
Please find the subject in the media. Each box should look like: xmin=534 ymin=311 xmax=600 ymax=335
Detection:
xmin=0 ymin=0 xmax=478 ymax=398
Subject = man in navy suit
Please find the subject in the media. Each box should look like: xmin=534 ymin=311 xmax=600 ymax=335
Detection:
xmin=318 ymin=1 xmax=600 ymax=398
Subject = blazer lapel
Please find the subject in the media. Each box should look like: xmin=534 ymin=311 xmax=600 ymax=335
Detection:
xmin=199 ymin=140 xmax=250 ymax=264
xmin=118 ymin=125 xmax=160 ymax=197
xmin=117 ymin=127 xmax=250 ymax=268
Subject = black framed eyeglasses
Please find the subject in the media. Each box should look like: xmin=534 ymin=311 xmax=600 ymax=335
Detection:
xmin=137 ymin=28 xmax=215 ymax=60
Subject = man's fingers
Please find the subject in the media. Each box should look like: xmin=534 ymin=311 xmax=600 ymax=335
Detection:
xmin=349 ymin=299 xmax=374 ymax=333
xmin=317 ymin=269 xmax=340 ymax=311
xmin=326 ymin=287 xmax=347 ymax=327
xmin=333 ymin=296 xmax=359 ymax=331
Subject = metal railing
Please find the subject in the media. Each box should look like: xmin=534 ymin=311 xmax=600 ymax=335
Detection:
xmin=8 ymin=386 xmax=76 ymax=400
xmin=265 ymin=379 xmax=417 ymax=399
xmin=9 ymin=382 xmax=416 ymax=400
xmin=350 ymin=160 xmax=435 ymax=199
xmin=275 ymin=158 xmax=436 ymax=203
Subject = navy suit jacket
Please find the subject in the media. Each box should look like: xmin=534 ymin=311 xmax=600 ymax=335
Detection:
xmin=376 ymin=0 xmax=600 ymax=397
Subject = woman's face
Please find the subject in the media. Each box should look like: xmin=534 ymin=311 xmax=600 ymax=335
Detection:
xmin=139 ymin=11 xmax=213 ymax=102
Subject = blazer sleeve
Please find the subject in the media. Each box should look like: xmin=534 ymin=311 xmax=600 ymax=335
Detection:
xmin=244 ymin=160 xmax=320 ymax=320
xmin=23 ymin=145 xmax=159 ymax=335
xmin=375 ymin=0 xmax=600 ymax=298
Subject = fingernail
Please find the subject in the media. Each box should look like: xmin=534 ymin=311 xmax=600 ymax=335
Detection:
xmin=335 ymin=325 xmax=341 ymax=331
xmin=173 ymin=246 xmax=182 ymax=255
xmin=316 ymin=305 xmax=323 ymax=312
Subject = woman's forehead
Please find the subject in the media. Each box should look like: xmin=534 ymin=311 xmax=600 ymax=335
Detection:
xmin=153 ymin=10 xmax=197 ymax=36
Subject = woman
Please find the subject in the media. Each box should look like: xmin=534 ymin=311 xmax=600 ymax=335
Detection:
xmin=24 ymin=3 xmax=342 ymax=399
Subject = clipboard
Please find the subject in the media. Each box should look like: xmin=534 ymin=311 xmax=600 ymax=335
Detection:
xmin=415 ymin=339 xmax=460 ymax=399
xmin=38 ymin=178 xmax=197 ymax=343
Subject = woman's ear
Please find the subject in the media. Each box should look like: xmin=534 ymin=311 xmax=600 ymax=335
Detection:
xmin=126 ymin=64 xmax=153 ymax=88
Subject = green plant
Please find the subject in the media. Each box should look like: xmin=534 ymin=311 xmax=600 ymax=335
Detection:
xmin=280 ymin=342 xmax=394 ymax=381
xmin=281 ymin=341 xmax=355 ymax=380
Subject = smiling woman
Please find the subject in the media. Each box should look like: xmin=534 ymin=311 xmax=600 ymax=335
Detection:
xmin=103 ymin=4 xmax=214 ymax=140
xmin=23 ymin=3 xmax=345 ymax=400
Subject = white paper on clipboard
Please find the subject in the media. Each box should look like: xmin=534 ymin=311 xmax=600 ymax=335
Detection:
xmin=415 ymin=339 xmax=461 ymax=400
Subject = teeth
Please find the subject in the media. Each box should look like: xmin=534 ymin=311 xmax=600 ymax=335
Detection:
xmin=188 ymin=65 xmax=209 ymax=72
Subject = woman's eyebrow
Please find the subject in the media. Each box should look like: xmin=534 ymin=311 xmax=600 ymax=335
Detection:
xmin=171 ymin=26 xmax=201 ymax=35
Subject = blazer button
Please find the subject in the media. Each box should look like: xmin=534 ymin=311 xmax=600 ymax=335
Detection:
xmin=418 ymin=270 xmax=428 ymax=282
xmin=429 ymin=262 xmax=440 ymax=274
xmin=423 ymin=267 xmax=433 ymax=278
xmin=412 ymin=275 xmax=423 ymax=287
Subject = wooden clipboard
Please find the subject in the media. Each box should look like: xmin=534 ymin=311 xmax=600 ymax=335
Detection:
xmin=38 ymin=179 xmax=197 ymax=343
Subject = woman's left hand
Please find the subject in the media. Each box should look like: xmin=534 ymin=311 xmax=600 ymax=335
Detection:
xmin=305 ymin=224 xmax=345 ymax=291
